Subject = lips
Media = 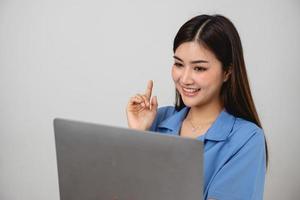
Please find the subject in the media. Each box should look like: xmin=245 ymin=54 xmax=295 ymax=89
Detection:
xmin=181 ymin=86 xmax=201 ymax=97
xmin=182 ymin=87 xmax=200 ymax=92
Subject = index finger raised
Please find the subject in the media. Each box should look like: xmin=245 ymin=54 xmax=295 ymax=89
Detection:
xmin=144 ymin=80 xmax=153 ymax=99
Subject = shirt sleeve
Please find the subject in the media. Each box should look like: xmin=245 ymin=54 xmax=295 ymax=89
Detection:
xmin=207 ymin=130 xmax=266 ymax=200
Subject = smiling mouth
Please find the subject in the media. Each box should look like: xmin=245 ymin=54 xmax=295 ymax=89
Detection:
xmin=181 ymin=87 xmax=201 ymax=96
xmin=182 ymin=87 xmax=201 ymax=92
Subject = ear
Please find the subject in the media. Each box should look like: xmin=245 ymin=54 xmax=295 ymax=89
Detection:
xmin=223 ymin=66 xmax=232 ymax=82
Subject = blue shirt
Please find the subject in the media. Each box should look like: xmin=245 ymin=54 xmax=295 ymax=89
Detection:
xmin=149 ymin=106 xmax=266 ymax=200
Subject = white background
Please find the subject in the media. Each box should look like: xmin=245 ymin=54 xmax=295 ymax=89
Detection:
xmin=1 ymin=0 xmax=299 ymax=199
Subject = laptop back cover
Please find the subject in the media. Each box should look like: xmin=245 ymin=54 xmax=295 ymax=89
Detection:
xmin=54 ymin=118 xmax=203 ymax=200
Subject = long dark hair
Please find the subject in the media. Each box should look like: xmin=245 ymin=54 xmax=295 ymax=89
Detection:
xmin=173 ymin=14 xmax=269 ymax=169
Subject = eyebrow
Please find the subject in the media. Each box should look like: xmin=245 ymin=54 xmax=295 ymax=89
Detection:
xmin=173 ymin=55 xmax=208 ymax=64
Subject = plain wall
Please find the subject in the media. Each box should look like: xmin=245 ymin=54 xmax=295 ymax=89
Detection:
xmin=1 ymin=0 xmax=299 ymax=199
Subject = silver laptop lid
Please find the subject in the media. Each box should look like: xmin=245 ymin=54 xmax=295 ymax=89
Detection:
xmin=54 ymin=118 xmax=203 ymax=200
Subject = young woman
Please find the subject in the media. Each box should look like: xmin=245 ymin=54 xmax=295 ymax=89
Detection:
xmin=126 ymin=14 xmax=268 ymax=200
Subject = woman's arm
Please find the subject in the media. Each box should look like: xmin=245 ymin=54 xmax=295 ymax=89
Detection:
xmin=206 ymin=130 xmax=266 ymax=200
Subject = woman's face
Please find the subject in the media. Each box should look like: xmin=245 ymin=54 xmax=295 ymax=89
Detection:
xmin=172 ymin=41 xmax=228 ymax=108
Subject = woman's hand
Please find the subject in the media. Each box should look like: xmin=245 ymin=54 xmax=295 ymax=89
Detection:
xmin=126 ymin=80 xmax=158 ymax=131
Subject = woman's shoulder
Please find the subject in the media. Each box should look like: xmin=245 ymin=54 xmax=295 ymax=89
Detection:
xmin=148 ymin=105 xmax=178 ymax=131
xmin=155 ymin=105 xmax=178 ymax=122
xmin=232 ymin=116 xmax=264 ymax=135
xmin=228 ymin=115 xmax=265 ymax=148
xmin=156 ymin=105 xmax=177 ymax=115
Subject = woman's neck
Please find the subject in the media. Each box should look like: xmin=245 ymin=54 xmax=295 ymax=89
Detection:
xmin=187 ymin=100 xmax=224 ymax=124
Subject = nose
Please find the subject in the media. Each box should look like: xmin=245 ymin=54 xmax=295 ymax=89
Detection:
xmin=180 ymin=67 xmax=194 ymax=85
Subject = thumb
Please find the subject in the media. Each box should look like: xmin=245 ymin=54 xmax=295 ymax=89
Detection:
xmin=150 ymin=96 xmax=158 ymax=111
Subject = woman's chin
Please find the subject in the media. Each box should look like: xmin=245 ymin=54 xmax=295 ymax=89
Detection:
xmin=181 ymin=98 xmax=202 ymax=108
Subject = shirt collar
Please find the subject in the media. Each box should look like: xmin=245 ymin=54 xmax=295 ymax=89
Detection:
xmin=157 ymin=106 xmax=235 ymax=141
xmin=158 ymin=106 xmax=189 ymax=134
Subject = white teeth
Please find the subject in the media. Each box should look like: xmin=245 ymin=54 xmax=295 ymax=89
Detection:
xmin=182 ymin=87 xmax=200 ymax=92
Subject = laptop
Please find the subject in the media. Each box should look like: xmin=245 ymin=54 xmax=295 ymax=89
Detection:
xmin=53 ymin=118 xmax=204 ymax=200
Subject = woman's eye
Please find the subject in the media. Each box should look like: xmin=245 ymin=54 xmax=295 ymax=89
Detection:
xmin=194 ymin=66 xmax=207 ymax=72
xmin=174 ymin=63 xmax=183 ymax=67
